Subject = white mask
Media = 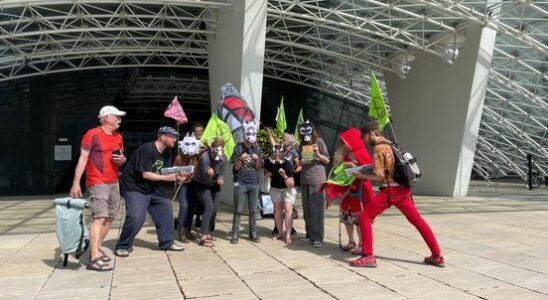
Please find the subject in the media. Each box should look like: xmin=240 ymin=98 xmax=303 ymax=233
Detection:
xmin=178 ymin=133 xmax=199 ymax=156
xmin=243 ymin=120 xmax=258 ymax=144
xmin=213 ymin=146 xmax=224 ymax=161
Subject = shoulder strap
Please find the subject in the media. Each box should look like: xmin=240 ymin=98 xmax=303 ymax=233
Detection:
xmin=377 ymin=140 xmax=392 ymax=146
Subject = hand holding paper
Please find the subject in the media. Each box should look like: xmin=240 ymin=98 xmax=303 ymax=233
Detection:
xmin=344 ymin=164 xmax=374 ymax=177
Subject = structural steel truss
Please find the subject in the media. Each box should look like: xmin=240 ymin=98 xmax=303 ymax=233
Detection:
xmin=0 ymin=0 xmax=546 ymax=182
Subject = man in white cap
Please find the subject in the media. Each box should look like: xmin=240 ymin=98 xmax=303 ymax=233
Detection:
xmin=70 ymin=105 xmax=127 ymax=271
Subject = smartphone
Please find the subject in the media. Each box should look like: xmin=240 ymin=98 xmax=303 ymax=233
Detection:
xmin=112 ymin=149 xmax=122 ymax=156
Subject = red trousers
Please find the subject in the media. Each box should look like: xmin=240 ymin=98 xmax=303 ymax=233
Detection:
xmin=358 ymin=186 xmax=441 ymax=256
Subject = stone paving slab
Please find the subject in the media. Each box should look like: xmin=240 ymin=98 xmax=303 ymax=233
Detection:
xmin=1 ymin=182 xmax=548 ymax=299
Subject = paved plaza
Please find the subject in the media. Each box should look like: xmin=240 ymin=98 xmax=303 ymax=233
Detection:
xmin=1 ymin=181 xmax=547 ymax=299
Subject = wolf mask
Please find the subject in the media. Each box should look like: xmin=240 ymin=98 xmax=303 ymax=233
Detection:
xmin=178 ymin=133 xmax=199 ymax=156
xmin=243 ymin=120 xmax=258 ymax=144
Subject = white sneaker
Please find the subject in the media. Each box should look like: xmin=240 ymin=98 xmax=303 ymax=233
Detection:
xmin=115 ymin=249 xmax=129 ymax=257
xmin=166 ymin=243 xmax=185 ymax=251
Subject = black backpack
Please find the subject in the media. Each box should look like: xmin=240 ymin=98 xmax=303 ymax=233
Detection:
xmin=389 ymin=143 xmax=421 ymax=187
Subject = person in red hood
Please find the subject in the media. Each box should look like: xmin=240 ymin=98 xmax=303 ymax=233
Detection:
xmin=328 ymin=128 xmax=375 ymax=254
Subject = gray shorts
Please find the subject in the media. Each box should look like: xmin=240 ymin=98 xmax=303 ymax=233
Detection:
xmin=270 ymin=187 xmax=296 ymax=205
xmin=88 ymin=182 xmax=121 ymax=219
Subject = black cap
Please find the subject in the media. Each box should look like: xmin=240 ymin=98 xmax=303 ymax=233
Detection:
xmin=158 ymin=126 xmax=179 ymax=136
xmin=360 ymin=117 xmax=379 ymax=135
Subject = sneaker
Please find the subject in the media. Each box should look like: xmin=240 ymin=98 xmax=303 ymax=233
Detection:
xmin=424 ymin=255 xmax=445 ymax=267
xmin=230 ymin=237 xmax=239 ymax=244
xmin=350 ymin=255 xmax=377 ymax=268
xmin=115 ymin=248 xmax=129 ymax=257
xmin=312 ymin=241 xmax=323 ymax=248
xmin=166 ymin=243 xmax=185 ymax=252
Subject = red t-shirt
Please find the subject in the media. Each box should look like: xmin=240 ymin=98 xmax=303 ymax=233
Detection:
xmin=81 ymin=126 xmax=124 ymax=187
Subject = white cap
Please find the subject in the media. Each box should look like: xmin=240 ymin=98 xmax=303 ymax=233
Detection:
xmin=98 ymin=105 xmax=126 ymax=118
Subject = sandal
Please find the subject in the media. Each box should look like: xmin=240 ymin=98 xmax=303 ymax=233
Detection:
xmin=349 ymin=255 xmax=377 ymax=268
xmin=99 ymin=249 xmax=111 ymax=262
xmin=199 ymin=239 xmax=214 ymax=247
xmin=86 ymin=257 xmax=113 ymax=272
xmin=273 ymin=235 xmax=283 ymax=241
xmin=206 ymin=235 xmax=217 ymax=241
xmin=341 ymin=241 xmax=357 ymax=252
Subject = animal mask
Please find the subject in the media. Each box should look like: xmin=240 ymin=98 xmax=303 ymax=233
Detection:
xmin=243 ymin=120 xmax=258 ymax=144
xmin=212 ymin=146 xmax=224 ymax=161
xmin=298 ymin=121 xmax=314 ymax=143
xmin=270 ymin=144 xmax=284 ymax=164
xmin=178 ymin=133 xmax=199 ymax=156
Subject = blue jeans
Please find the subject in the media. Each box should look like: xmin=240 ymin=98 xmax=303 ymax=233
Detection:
xmin=116 ymin=189 xmax=174 ymax=250
xmin=232 ymin=184 xmax=259 ymax=237
xmin=176 ymin=183 xmax=194 ymax=231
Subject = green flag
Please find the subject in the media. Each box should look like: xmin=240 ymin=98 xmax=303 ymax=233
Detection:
xmin=293 ymin=108 xmax=304 ymax=143
xmin=325 ymin=164 xmax=355 ymax=186
xmin=200 ymin=113 xmax=235 ymax=159
xmin=368 ymin=72 xmax=390 ymax=130
xmin=276 ymin=97 xmax=287 ymax=133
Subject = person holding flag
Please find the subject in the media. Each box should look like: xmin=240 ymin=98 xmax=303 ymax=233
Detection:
xmin=348 ymin=74 xmax=443 ymax=268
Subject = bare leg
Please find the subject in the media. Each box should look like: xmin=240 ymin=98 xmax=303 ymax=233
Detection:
xmin=345 ymin=224 xmax=355 ymax=243
xmin=273 ymin=202 xmax=284 ymax=239
xmin=90 ymin=218 xmax=107 ymax=260
xmin=284 ymin=202 xmax=293 ymax=244
xmin=99 ymin=218 xmax=113 ymax=247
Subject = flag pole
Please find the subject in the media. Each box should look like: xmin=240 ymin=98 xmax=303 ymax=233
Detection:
xmin=386 ymin=120 xmax=398 ymax=144
xmin=176 ymin=123 xmax=180 ymax=154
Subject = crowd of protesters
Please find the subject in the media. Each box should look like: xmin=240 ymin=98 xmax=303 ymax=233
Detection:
xmin=71 ymin=105 xmax=444 ymax=272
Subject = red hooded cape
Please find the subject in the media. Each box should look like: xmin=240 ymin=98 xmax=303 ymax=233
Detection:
xmin=322 ymin=128 xmax=375 ymax=206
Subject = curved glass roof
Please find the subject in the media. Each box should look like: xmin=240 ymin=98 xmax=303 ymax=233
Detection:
xmin=0 ymin=0 xmax=546 ymax=182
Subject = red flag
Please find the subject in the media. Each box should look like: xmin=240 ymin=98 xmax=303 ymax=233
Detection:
xmin=164 ymin=96 xmax=188 ymax=125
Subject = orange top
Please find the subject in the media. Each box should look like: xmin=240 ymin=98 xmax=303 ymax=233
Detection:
xmin=372 ymin=138 xmax=395 ymax=184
